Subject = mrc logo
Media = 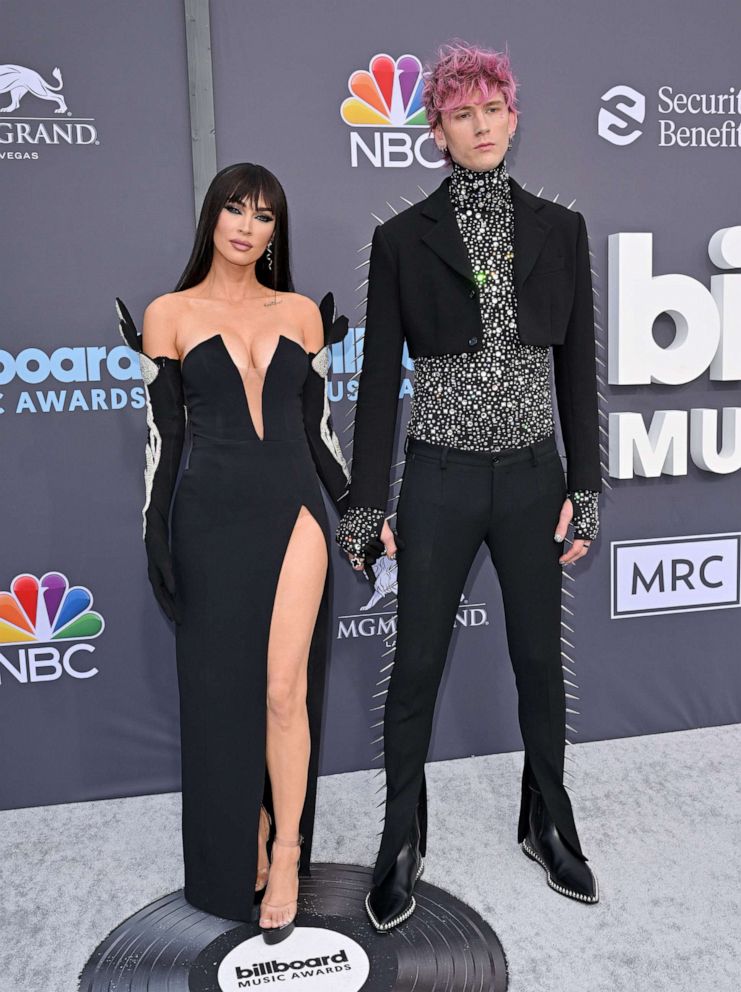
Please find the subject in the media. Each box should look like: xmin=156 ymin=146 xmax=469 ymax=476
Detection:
xmin=340 ymin=53 xmax=442 ymax=169
xmin=611 ymin=534 xmax=741 ymax=619
xmin=0 ymin=571 xmax=104 ymax=684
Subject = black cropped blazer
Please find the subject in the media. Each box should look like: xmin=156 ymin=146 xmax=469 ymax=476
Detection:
xmin=349 ymin=175 xmax=602 ymax=510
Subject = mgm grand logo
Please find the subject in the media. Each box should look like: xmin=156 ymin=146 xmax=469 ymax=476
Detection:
xmin=0 ymin=63 xmax=99 ymax=159
xmin=337 ymin=557 xmax=488 ymax=638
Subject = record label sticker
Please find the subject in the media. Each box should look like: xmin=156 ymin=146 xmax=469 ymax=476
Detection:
xmin=217 ymin=927 xmax=370 ymax=991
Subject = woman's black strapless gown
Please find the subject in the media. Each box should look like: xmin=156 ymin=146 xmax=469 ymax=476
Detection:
xmin=171 ymin=332 xmax=336 ymax=921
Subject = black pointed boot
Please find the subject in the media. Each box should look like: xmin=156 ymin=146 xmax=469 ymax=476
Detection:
xmin=366 ymin=815 xmax=424 ymax=932
xmin=522 ymin=786 xmax=599 ymax=904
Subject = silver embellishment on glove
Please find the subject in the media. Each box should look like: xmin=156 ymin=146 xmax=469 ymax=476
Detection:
xmin=116 ymin=299 xmax=161 ymax=387
xmin=312 ymin=345 xmax=350 ymax=483
xmin=115 ymin=300 xmax=163 ymax=537
xmin=141 ymin=385 xmax=162 ymax=539
xmin=139 ymin=354 xmax=159 ymax=386
xmin=311 ymin=346 xmax=331 ymax=379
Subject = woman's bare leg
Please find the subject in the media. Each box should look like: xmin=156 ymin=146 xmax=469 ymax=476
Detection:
xmin=260 ymin=506 xmax=327 ymax=928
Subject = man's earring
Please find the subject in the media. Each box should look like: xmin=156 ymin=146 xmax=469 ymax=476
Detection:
xmin=508 ymin=134 xmax=514 ymax=149
xmin=438 ymin=143 xmax=447 ymax=153
xmin=266 ymin=241 xmax=273 ymax=270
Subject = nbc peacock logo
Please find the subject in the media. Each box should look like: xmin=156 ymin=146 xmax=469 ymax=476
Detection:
xmin=341 ymin=53 xmax=427 ymax=127
xmin=340 ymin=53 xmax=442 ymax=169
xmin=0 ymin=572 xmax=104 ymax=685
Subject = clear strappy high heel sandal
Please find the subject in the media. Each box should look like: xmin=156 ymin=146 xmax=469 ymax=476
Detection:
xmin=259 ymin=834 xmax=303 ymax=944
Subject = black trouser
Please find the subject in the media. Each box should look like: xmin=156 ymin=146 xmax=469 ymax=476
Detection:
xmin=373 ymin=434 xmax=585 ymax=885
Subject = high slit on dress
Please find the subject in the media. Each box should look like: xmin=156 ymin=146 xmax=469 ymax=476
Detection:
xmin=171 ymin=333 xmax=331 ymax=921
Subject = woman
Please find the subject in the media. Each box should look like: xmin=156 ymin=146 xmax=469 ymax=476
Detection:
xmin=116 ymin=163 xmax=349 ymax=941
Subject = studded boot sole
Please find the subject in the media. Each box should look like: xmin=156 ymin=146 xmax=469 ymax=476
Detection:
xmin=521 ymin=840 xmax=599 ymax=904
xmin=365 ymin=859 xmax=425 ymax=933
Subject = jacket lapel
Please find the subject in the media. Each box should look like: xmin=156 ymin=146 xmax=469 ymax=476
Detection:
xmin=420 ymin=178 xmax=474 ymax=284
xmin=510 ymin=179 xmax=551 ymax=291
xmin=419 ymin=175 xmax=552 ymax=290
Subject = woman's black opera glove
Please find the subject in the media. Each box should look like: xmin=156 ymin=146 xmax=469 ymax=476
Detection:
xmin=116 ymin=298 xmax=185 ymax=623
xmin=302 ymin=292 xmax=352 ymax=514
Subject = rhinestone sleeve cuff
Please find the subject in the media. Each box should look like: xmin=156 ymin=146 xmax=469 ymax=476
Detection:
xmin=569 ymin=490 xmax=599 ymax=541
xmin=336 ymin=506 xmax=385 ymax=556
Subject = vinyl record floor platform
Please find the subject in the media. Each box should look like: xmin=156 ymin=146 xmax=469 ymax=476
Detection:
xmin=1 ymin=725 xmax=739 ymax=992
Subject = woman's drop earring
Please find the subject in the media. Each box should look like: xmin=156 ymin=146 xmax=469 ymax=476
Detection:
xmin=266 ymin=241 xmax=273 ymax=270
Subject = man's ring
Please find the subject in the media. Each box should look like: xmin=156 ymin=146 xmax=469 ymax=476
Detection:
xmin=350 ymin=556 xmax=363 ymax=569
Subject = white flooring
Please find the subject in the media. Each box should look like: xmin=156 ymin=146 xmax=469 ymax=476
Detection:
xmin=1 ymin=725 xmax=739 ymax=992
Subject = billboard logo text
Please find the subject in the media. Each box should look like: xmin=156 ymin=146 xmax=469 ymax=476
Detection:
xmin=608 ymin=226 xmax=741 ymax=479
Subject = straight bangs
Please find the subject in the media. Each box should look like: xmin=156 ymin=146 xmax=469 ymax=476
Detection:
xmin=224 ymin=168 xmax=281 ymax=215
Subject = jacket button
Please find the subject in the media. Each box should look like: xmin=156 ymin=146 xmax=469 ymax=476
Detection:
xmin=469 ymin=287 xmax=477 ymax=298
xmin=468 ymin=337 xmax=478 ymax=347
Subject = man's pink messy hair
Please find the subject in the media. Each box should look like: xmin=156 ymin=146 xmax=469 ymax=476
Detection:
xmin=422 ymin=40 xmax=518 ymax=131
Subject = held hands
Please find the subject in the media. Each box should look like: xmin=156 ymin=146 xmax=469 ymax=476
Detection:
xmin=349 ymin=518 xmax=397 ymax=571
xmin=554 ymin=497 xmax=592 ymax=565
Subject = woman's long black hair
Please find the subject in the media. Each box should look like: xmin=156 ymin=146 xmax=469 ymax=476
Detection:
xmin=174 ymin=163 xmax=294 ymax=293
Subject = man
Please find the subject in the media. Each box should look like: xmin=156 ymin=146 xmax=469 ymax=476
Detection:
xmin=337 ymin=42 xmax=601 ymax=931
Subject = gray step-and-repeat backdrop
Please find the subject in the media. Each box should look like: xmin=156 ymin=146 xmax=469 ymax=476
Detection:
xmin=2 ymin=0 xmax=739 ymax=809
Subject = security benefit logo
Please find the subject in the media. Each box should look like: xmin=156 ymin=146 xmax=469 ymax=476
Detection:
xmin=340 ymin=53 xmax=442 ymax=169
xmin=0 ymin=340 xmax=145 ymax=415
xmin=608 ymin=226 xmax=741 ymax=479
xmin=217 ymin=928 xmax=370 ymax=991
xmin=611 ymin=534 xmax=741 ymax=619
xmin=0 ymin=572 xmax=105 ymax=685
xmin=0 ymin=63 xmax=99 ymax=160
xmin=598 ymin=85 xmax=646 ymax=145
xmin=598 ymin=82 xmax=741 ymax=148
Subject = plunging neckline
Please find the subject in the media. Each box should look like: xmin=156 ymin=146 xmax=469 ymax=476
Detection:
xmin=181 ymin=333 xmax=307 ymax=441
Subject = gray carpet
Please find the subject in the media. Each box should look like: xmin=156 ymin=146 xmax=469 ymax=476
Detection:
xmin=1 ymin=725 xmax=739 ymax=992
